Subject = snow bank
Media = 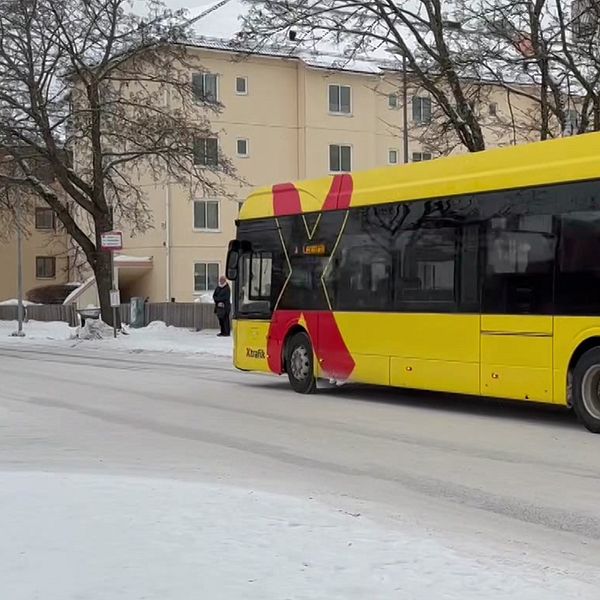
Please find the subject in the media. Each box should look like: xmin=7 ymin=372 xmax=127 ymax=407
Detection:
xmin=0 ymin=299 xmax=39 ymax=306
xmin=0 ymin=319 xmax=75 ymax=341
xmin=0 ymin=319 xmax=232 ymax=358
xmin=0 ymin=472 xmax=593 ymax=600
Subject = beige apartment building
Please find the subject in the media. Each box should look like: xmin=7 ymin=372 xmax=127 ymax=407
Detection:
xmin=115 ymin=40 xmax=544 ymax=305
xmin=0 ymin=35 xmax=543 ymax=304
xmin=0 ymin=205 xmax=70 ymax=302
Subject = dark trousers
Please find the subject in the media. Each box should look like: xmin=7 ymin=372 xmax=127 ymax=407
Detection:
xmin=218 ymin=313 xmax=230 ymax=336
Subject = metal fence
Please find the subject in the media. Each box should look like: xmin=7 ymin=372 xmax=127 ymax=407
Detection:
xmin=144 ymin=302 xmax=220 ymax=330
xmin=0 ymin=303 xmax=78 ymax=326
xmin=0 ymin=301 xmax=221 ymax=330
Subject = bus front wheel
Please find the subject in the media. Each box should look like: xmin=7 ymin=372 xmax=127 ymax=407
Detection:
xmin=286 ymin=332 xmax=317 ymax=394
xmin=573 ymin=348 xmax=600 ymax=433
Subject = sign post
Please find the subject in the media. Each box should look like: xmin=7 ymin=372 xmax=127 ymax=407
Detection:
xmin=101 ymin=231 xmax=123 ymax=339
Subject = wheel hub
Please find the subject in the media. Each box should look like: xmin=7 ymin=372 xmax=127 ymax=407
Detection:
xmin=581 ymin=365 xmax=600 ymax=420
xmin=290 ymin=346 xmax=310 ymax=381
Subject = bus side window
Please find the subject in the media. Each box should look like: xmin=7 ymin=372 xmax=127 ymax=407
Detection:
xmin=482 ymin=215 xmax=555 ymax=314
xmin=335 ymin=246 xmax=392 ymax=310
xmin=557 ymin=212 xmax=600 ymax=315
xmin=394 ymin=226 xmax=457 ymax=308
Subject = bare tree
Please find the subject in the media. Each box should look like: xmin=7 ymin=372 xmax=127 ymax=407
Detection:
xmin=0 ymin=0 xmax=235 ymax=323
xmin=468 ymin=0 xmax=600 ymax=140
xmin=243 ymin=0 xmax=489 ymax=152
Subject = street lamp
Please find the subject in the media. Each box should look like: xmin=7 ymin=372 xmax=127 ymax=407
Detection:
xmin=402 ymin=51 xmax=409 ymax=163
xmin=387 ymin=47 xmax=410 ymax=164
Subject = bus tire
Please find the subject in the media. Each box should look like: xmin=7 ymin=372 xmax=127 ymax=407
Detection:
xmin=572 ymin=348 xmax=600 ymax=433
xmin=286 ymin=331 xmax=316 ymax=394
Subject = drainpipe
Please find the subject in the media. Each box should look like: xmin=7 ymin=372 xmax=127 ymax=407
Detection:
xmin=165 ymin=181 xmax=171 ymax=302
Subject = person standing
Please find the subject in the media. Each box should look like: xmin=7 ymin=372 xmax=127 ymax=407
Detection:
xmin=213 ymin=275 xmax=231 ymax=337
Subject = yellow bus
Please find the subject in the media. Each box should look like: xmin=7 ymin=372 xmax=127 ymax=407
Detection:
xmin=226 ymin=132 xmax=600 ymax=433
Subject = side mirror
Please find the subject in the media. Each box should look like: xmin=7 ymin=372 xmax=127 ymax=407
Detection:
xmin=226 ymin=240 xmax=240 ymax=280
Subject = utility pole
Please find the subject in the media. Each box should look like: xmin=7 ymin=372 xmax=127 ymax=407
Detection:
xmin=402 ymin=51 xmax=409 ymax=164
xmin=110 ymin=204 xmax=117 ymax=338
xmin=11 ymin=191 xmax=25 ymax=337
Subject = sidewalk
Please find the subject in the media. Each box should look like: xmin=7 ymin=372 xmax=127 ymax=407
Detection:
xmin=0 ymin=320 xmax=233 ymax=359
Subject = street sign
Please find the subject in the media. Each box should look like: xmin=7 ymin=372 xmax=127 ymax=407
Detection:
xmin=110 ymin=289 xmax=121 ymax=307
xmin=101 ymin=231 xmax=123 ymax=251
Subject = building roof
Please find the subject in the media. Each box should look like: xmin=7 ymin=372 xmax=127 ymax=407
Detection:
xmin=238 ymin=131 xmax=600 ymax=220
xmin=184 ymin=0 xmax=555 ymax=82
xmin=186 ymin=0 xmax=409 ymax=75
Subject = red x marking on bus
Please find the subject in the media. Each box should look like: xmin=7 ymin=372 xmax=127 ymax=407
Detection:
xmin=266 ymin=175 xmax=355 ymax=381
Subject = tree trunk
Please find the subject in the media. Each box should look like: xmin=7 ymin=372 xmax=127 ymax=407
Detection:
xmin=93 ymin=249 xmax=115 ymax=325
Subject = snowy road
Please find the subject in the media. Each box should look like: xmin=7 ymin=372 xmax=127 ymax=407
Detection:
xmin=1 ymin=343 xmax=600 ymax=598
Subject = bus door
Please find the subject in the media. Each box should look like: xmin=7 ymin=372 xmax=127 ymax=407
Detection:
xmin=479 ymin=215 xmax=555 ymax=402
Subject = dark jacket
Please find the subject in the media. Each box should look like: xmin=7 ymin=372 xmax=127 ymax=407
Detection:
xmin=213 ymin=284 xmax=231 ymax=315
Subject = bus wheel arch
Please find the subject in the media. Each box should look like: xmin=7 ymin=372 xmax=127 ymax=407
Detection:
xmin=569 ymin=338 xmax=600 ymax=433
xmin=283 ymin=327 xmax=317 ymax=394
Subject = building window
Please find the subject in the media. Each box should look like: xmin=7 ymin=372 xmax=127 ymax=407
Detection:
xmin=193 ymin=137 xmax=218 ymax=166
xmin=388 ymin=94 xmax=399 ymax=109
xmin=236 ymin=138 xmax=249 ymax=157
xmin=388 ymin=149 xmax=399 ymax=164
xmin=235 ymin=76 xmax=248 ymax=95
xmin=36 ymin=256 xmax=56 ymax=279
xmin=328 ymin=84 xmax=351 ymax=114
xmin=193 ymin=200 xmax=220 ymax=231
xmin=329 ymin=144 xmax=352 ymax=172
xmin=565 ymin=108 xmax=580 ymax=134
xmin=35 ymin=207 xmax=55 ymax=230
xmin=192 ymin=72 xmax=218 ymax=103
xmin=412 ymin=152 xmax=432 ymax=162
xmin=412 ymin=96 xmax=432 ymax=123
xmin=489 ymin=102 xmax=498 ymax=116
xmin=194 ymin=262 xmax=220 ymax=293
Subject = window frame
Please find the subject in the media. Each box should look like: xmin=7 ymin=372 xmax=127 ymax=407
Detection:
xmin=328 ymin=84 xmax=352 ymax=115
xmin=329 ymin=143 xmax=353 ymax=173
xmin=489 ymin=102 xmax=498 ymax=116
xmin=235 ymin=76 xmax=248 ymax=95
xmin=193 ymin=261 xmax=220 ymax=294
xmin=412 ymin=152 xmax=433 ymax=162
xmin=236 ymin=138 xmax=249 ymax=158
xmin=412 ymin=96 xmax=432 ymax=124
xmin=35 ymin=256 xmax=56 ymax=279
xmin=35 ymin=207 xmax=55 ymax=230
xmin=193 ymin=199 xmax=221 ymax=232
xmin=388 ymin=148 xmax=399 ymax=165
xmin=192 ymin=72 xmax=219 ymax=104
xmin=388 ymin=94 xmax=399 ymax=110
xmin=193 ymin=137 xmax=219 ymax=167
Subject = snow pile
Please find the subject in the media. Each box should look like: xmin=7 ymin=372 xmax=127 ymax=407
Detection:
xmin=0 ymin=299 xmax=39 ymax=306
xmin=0 ymin=471 xmax=594 ymax=600
xmin=76 ymin=319 xmax=114 ymax=340
xmin=193 ymin=292 xmax=214 ymax=304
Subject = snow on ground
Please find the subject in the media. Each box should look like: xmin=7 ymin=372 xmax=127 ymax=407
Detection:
xmin=0 ymin=319 xmax=232 ymax=358
xmin=1 ymin=471 xmax=594 ymax=600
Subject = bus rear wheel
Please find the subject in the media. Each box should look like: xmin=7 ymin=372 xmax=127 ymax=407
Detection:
xmin=286 ymin=332 xmax=316 ymax=394
xmin=573 ymin=348 xmax=600 ymax=433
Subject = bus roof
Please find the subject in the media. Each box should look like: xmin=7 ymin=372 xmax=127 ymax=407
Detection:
xmin=238 ymin=132 xmax=600 ymax=221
